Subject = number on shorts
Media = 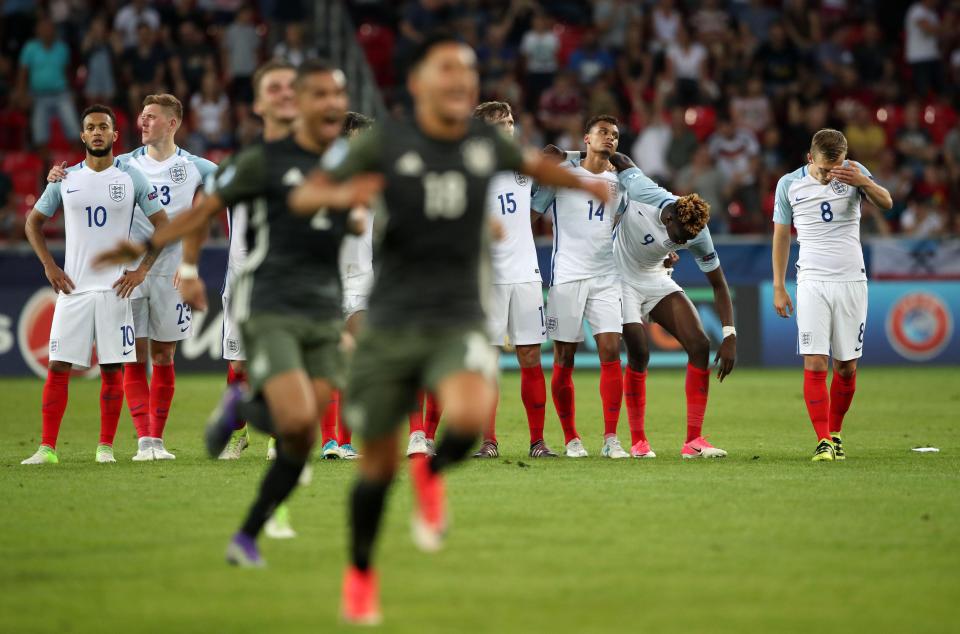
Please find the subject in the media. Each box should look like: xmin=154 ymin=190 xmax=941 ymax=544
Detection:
xmin=176 ymin=302 xmax=191 ymax=326
xmin=85 ymin=205 xmax=107 ymax=227
xmin=587 ymin=200 xmax=605 ymax=221
xmin=538 ymin=306 xmax=544 ymax=326
xmin=120 ymin=325 xmax=135 ymax=346
xmin=858 ymin=322 xmax=864 ymax=343
xmin=820 ymin=201 xmax=833 ymax=222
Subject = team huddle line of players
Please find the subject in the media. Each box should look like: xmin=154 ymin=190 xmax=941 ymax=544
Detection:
xmin=19 ymin=33 xmax=892 ymax=625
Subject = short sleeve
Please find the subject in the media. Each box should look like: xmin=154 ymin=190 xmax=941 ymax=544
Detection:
xmin=688 ymin=227 xmax=721 ymax=273
xmin=531 ymin=184 xmax=556 ymax=214
xmin=130 ymin=166 xmax=163 ymax=215
xmin=206 ymin=146 xmax=267 ymax=206
xmin=492 ymin=130 xmax=524 ymax=173
xmin=189 ymin=156 xmax=219 ymax=183
xmin=773 ymin=175 xmax=793 ymax=225
xmin=18 ymin=41 xmax=34 ymax=67
xmin=619 ymin=167 xmax=676 ymax=209
xmin=329 ymin=126 xmax=382 ymax=181
xmin=35 ymin=181 xmax=62 ymax=217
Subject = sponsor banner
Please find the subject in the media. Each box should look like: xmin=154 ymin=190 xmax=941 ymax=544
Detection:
xmin=869 ymin=237 xmax=960 ymax=280
xmin=760 ymin=281 xmax=960 ymax=365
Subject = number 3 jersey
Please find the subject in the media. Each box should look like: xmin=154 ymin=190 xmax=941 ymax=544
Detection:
xmin=773 ymin=162 xmax=871 ymax=283
xmin=122 ymin=146 xmax=217 ymax=276
xmin=35 ymin=159 xmax=162 ymax=294
xmin=487 ymin=171 xmax=540 ymax=285
xmin=531 ymin=161 xmax=628 ymax=286
xmin=614 ymin=200 xmax=720 ymax=281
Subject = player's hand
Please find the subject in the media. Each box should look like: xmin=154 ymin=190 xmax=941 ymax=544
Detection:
xmin=179 ymin=277 xmax=207 ymax=311
xmin=580 ymin=178 xmax=612 ymax=204
xmin=828 ymin=161 xmax=870 ymax=188
xmin=173 ymin=270 xmax=181 ymax=289
xmin=44 ymin=263 xmax=75 ymax=294
xmin=713 ymin=335 xmax=736 ymax=382
xmin=489 ymin=217 xmax=506 ymax=241
xmin=773 ymin=285 xmax=794 ymax=318
xmin=93 ymin=240 xmax=147 ymax=268
xmin=663 ymin=252 xmax=679 ymax=268
xmin=47 ymin=161 xmax=67 ymax=183
xmin=113 ymin=268 xmax=147 ymax=298
xmin=542 ymin=144 xmax=565 ymax=161
xmin=609 ymin=152 xmax=636 ymax=173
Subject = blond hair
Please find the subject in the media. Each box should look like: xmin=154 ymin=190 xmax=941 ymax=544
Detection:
xmin=143 ymin=94 xmax=183 ymax=121
xmin=810 ymin=128 xmax=848 ymax=161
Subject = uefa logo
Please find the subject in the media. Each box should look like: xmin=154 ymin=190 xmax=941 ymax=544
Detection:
xmin=885 ymin=292 xmax=953 ymax=362
xmin=17 ymin=288 xmax=100 ymax=378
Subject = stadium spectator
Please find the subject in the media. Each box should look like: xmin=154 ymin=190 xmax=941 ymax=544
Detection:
xmin=782 ymin=0 xmax=821 ymax=55
xmin=567 ymin=28 xmax=615 ymax=86
xmin=520 ymin=11 xmax=559 ymax=111
xmin=690 ymin=0 xmax=731 ymax=46
xmin=592 ymin=0 xmax=643 ymax=53
xmin=113 ymin=0 xmax=161 ymax=48
xmin=171 ymin=22 xmax=217 ymax=99
xmin=736 ymin=0 xmax=780 ymax=44
xmin=632 ymin=99 xmax=672 ymax=184
xmin=753 ymin=22 xmax=800 ymax=97
xmin=666 ymin=107 xmax=698 ymax=175
xmin=223 ymin=6 xmax=260 ymax=104
xmin=617 ymin=26 xmax=653 ymax=98
xmin=538 ymin=70 xmax=582 ymax=138
xmin=585 ymin=76 xmax=621 ymax=122
xmin=14 ymin=16 xmax=79 ymax=150
xmin=675 ymin=145 xmax=728 ymax=233
xmin=273 ymin=23 xmax=319 ymax=68
xmin=900 ymin=195 xmax=946 ymax=237
xmin=853 ymin=20 xmax=895 ymax=85
xmin=650 ymin=0 xmax=683 ymax=53
xmin=731 ymin=76 xmax=773 ymax=136
xmin=81 ymin=16 xmax=119 ymax=106
xmin=708 ymin=113 xmax=761 ymax=231
xmin=189 ymin=71 xmax=232 ymax=154
xmin=895 ymin=101 xmax=938 ymax=175
xmin=816 ymin=26 xmax=854 ymax=86
xmin=477 ymin=23 xmax=516 ymax=87
xmin=124 ymin=22 xmax=169 ymax=120
xmin=904 ymin=0 xmax=943 ymax=97
xmin=0 ymin=170 xmax=24 ymax=241
xmin=665 ymin=24 xmax=709 ymax=106
xmin=944 ymin=122 xmax=960 ymax=188
xmin=844 ymin=103 xmax=887 ymax=173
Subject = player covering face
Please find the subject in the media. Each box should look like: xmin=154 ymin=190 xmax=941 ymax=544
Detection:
xmin=288 ymin=34 xmax=612 ymax=625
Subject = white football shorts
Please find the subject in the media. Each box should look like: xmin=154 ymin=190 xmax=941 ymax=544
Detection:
xmin=621 ymin=273 xmax=684 ymax=325
xmin=48 ymin=291 xmax=135 ymax=367
xmin=486 ymin=281 xmax=547 ymax=346
xmin=796 ymin=279 xmax=868 ymax=361
xmin=545 ymin=274 xmax=622 ymax=343
xmin=131 ymin=273 xmax=193 ymax=342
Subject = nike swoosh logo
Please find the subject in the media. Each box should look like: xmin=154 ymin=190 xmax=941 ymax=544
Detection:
xmin=130 ymin=404 xmax=145 ymax=412
xmin=180 ymin=326 xmax=189 ymax=332
xmin=541 ymin=331 xmax=547 ymax=336
xmin=122 ymin=349 xmax=133 ymax=356
xmin=794 ymin=196 xmax=808 ymax=202
xmin=854 ymin=346 xmax=862 ymax=351
xmin=66 ymin=188 xmax=80 ymax=193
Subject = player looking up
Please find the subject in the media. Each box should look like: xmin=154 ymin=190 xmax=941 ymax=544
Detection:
xmin=22 ymin=105 xmax=170 ymax=465
xmin=772 ymin=129 xmax=892 ymax=461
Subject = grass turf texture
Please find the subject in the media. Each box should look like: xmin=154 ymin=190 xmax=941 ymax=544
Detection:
xmin=0 ymin=367 xmax=957 ymax=634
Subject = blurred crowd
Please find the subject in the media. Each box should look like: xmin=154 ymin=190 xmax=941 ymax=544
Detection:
xmin=1 ymin=0 xmax=959 ymax=242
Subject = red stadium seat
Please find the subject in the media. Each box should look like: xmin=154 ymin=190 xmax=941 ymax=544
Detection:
xmin=0 ymin=109 xmax=28 ymax=150
xmin=555 ymin=24 xmax=586 ymax=67
xmin=356 ymin=23 xmax=396 ymax=88
xmin=684 ymin=106 xmax=717 ymax=141
xmin=2 ymin=152 xmax=43 ymax=198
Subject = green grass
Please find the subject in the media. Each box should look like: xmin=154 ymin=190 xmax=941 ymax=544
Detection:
xmin=1 ymin=367 xmax=958 ymax=634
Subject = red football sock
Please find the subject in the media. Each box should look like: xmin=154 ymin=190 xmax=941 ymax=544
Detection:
xmin=685 ymin=363 xmax=710 ymax=443
xmin=124 ymin=362 xmax=150 ymax=438
xmin=520 ymin=364 xmax=546 ymax=444
xmin=336 ymin=390 xmax=352 ymax=445
xmin=40 ymin=369 xmax=70 ymax=449
xmin=829 ymin=371 xmax=856 ymax=434
xmin=424 ymin=393 xmax=442 ymax=440
xmin=226 ymin=364 xmax=248 ymax=431
xmin=149 ymin=363 xmax=175 ymax=439
xmin=99 ymin=368 xmax=124 ymax=445
xmin=408 ymin=391 xmax=425 ymax=433
xmin=484 ymin=386 xmax=498 ymax=443
xmin=803 ymin=369 xmax=831 ymax=441
xmin=551 ymin=364 xmax=578 ymax=443
xmin=321 ymin=389 xmax=339 ymax=445
xmin=624 ymin=366 xmax=647 ymax=445
xmin=599 ymin=360 xmax=623 ymax=437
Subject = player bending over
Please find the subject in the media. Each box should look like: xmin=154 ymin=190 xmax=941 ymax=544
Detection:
xmin=772 ymin=129 xmax=892 ymax=461
xmin=289 ymin=34 xmax=611 ymax=624
xmin=22 ymin=105 xmax=170 ymax=464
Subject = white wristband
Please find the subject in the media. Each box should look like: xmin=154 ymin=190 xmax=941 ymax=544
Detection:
xmin=722 ymin=326 xmax=737 ymax=339
xmin=177 ymin=263 xmax=199 ymax=280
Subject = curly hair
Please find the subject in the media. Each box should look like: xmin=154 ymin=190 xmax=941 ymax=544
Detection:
xmin=673 ymin=193 xmax=710 ymax=236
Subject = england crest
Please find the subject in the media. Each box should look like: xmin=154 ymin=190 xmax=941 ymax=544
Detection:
xmin=830 ymin=179 xmax=849 ymax=195
xmin=169 ymin=164 xmax=188 ymax=184
xmin=514 ymin=171 xmax=528 ymax=186
xmin=109 ymin=183 xmax=126 ymax=202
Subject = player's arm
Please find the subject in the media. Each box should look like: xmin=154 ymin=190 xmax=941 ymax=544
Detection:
xmin=829 ymin=161 xmax=893 ymax=210
xmin=520 ymin=152 xmax=611 ymax=203
xmin=290 ymin=126 xmax=385 ymax=215
xmin=26 ymin=182 xmax=74 ymax=294
xmin=112 ymin=209 xmax=170 ymax=298
xmin=705 ymin=266 xmax=736 ymax=381
xmin=771 ymin=175 xmax=794 ymax=318
xmin=609 ymin=152 xmax=677 ymax=208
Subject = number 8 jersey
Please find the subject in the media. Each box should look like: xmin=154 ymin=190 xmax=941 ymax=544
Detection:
xmin=35 ymin=159 xmax=162 ymax=294
xmin=773 ymin=162 xmax=870 ymax=282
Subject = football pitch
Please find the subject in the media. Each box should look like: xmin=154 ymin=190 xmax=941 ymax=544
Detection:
xmin=1 ymin=367 xmax=957 ymax=634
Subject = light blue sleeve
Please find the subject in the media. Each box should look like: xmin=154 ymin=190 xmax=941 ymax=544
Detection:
xmin=531 ymin=183 xmax=556 ymax=214
xmin=772 ymin=175 xmax=793 ymax=225
xmin=18 ymin=41 xmax=35 ymax=67
xmin=35 ymin=181 xmax=62 ymax=217
xmin=687 ymin=226 xmax=721 ymax=273
xmin=128 ymin=166 xmax=163 ymax=215
xmin=187 ymin=155 xmax=219 ymax=182
xmin=619 ymin=167 xmax=676 ymax=209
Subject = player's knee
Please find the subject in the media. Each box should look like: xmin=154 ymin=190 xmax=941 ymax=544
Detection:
xmin=100 ymin=363 xmax=122 ymax=374
xmin=835 ymin=360 xmax=857 ymax=378
xmin=150 ymin=346 xmax=175 ymax=366
xmin=685 ymin=333 xmax=710 ymax=366
xmin=516 ymin=345 xmax=540 ymax=368
xmin=597 ymin=338 xmax=621 ymax=362
xmin=278 ymin=426 xmax=316 ymax=458
xmin=48 ymin=361 xmax=72 ymax=374
xmin=626 ymin=349 xmax=649 ymax=372
xmin=553 ymin=344 xmax=576 ymax=367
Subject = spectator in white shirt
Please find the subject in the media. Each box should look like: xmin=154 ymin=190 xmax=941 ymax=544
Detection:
xmin=904 ymin=0 xmax=943 ymax=96
xmin=113 ymin=0 xmax=161 ymax=49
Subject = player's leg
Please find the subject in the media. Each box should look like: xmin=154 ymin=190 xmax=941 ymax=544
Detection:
xmin=423 ymin=393 xmax=442 ymax=443
xmin=585 ymin=275 xmax=627 ymax=459
xmin=147 ymin=339 xmax=177 ymax=459
xmin=94 ymin=292 xmax=135 ymax=463
xmin=622 ymin=322 xmax=654 ymax=458
xmin=126 ymin=297 xmax=153 ymax=459
xmin=507 ymin=281 xmax=553 ymax=457
xmin=220 ymin=291 xmax=251 ymax=460
xmin=546 ymin=281 xmax=587 ymax=456
xmin=24 ymin=293 xmax=95 ymax=464
xmin=406 ymin=390 xmax=430 ymax=456
xmin=797 ymin=281 xmax=836 ymax=461
xmin=827 ymin=281 xmax=868 ymax=460
xmin=476 ymin=283 xmax=510 ymax=458
xmin=649 ymin=291 xmax=726 ymax=458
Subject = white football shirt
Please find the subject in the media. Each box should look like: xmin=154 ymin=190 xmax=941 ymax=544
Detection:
xmin=532 ymin=161 xmax=627 ymax=285
xmin=487 ymin=171 xmax=540 ymax=285
xmin=615 ymin=200 xmax=721 ymax=282
xmin=773 ymin=161 xmax=870 ymax=282
xmin=35 ymin=159 xmax=162 ymax=294
xmin=123 ymin=146 xmax=217 ymax=275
